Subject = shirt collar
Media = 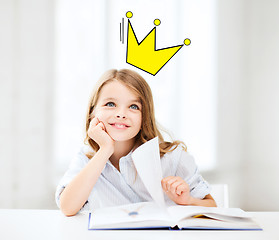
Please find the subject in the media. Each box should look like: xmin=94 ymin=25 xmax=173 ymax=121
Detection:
xmin=105 ymin=149 xmax=134 ymax=170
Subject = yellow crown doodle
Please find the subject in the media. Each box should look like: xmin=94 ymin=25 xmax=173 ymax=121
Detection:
xmin=122 ymin=11 xmax=191 ymax=76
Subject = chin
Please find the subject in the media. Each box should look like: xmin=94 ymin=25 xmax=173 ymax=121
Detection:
xmin=109 ymin=133 xmax=137 ymax=142
xmin=111 ymin=136 xmax=133 ymax=142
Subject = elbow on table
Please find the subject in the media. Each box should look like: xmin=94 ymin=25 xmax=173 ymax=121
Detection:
xmin=59 ymin=198 xmax=80 ymax=217
xmin=60 ymin=204 xmax=79 ymax=217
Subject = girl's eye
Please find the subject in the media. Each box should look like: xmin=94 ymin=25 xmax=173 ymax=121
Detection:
xmin=105 ymin=102 xmax=115 ymax=107
xmin=130 ymin=104 xmax=139 ymax=110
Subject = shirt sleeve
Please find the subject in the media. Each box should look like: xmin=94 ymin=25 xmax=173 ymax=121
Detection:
xmin=175 ymin=149 xmax=211 ymax=199
xmin=55 ymin=148 xmax=90 ymax=209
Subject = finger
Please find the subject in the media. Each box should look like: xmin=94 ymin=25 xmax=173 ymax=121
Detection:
xmin=170 ymin=181 xmax=184 ymax=195
xmin=89 ymin=117 xmax=99 ymax=128
xmin=167 ymin=179 xmax=179 ymax=193
xmin=166 ymin=177 xmax=180 ymax=191
xmin=163 ymin=176 xmax=176 ymax=182
xmin=99 ymin=121 xmax=106 ymax=131
xmin=161 ymin=184 xmax=167 ymax=193
xmin=161 ymin=176 xmax=175 ymax=187
xmin=161 ymin=176 xmax=174 ymax=191
xmin=161 ymin=180 xmax=168 ymax=192
xmin=176 ymin=184 xmax=188 ymax=195
xmin=97 ymin=122 xmax=105 ymax=131
xmin=161 ymin=178 xmax=173 ymax=192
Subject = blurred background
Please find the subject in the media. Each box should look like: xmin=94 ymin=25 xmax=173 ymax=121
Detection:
xmin=0 ymin=0 xmax=278 ymax=211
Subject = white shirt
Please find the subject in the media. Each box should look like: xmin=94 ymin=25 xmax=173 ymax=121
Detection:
xmin=55 ymin=143 xmax=211 ymax=211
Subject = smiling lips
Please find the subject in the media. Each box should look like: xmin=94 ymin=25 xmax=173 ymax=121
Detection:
xmin=109 ymin=123 xmax=130 ymax=129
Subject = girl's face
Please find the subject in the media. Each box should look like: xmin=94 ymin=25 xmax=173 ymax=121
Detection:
xmin=93 ymin=80 xmax=142 ymax=143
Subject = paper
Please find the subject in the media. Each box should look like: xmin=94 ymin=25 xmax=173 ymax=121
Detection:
xmin=132 ymin=137 xmax=166 ymax=208
xmin=167 ymin=205 xmax=252 ymax=222
xmin=89 ymin=202 xmax=170 ymax=227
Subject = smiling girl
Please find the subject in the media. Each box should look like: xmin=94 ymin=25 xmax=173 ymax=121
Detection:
xmin=56 ymin=69 xmax=216 ymax=216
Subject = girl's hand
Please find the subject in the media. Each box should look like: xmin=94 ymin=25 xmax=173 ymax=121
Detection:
xmin=88 ymin=117 xmax=114 ymax=154
xmin=161 ymin=176 xmax=194 ymax=205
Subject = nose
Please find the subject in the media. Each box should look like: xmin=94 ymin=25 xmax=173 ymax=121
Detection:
xmin=116 ymin=108 xmax=126 ymax=119
xmin=116 ymin=114 xmax=126 ymax=119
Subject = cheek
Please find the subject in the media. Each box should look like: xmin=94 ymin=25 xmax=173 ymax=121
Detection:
xmin=134 ymin=114 xmax=142 ymax=129
xmin=94 ymin=109 xmax=110 ymax=122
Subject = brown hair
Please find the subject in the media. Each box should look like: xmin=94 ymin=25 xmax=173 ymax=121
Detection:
xmin=84 ymin=69 xmax=186 ymax=158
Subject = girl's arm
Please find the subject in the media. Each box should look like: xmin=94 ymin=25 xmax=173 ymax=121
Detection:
xmin=59 ymin=148 xmax=112 ymax=216
xmin=188 ymin=194 xmax=216 ymax=207
xmin=161 ymin=176 xmax=217 ymax=207
xmin=59 ymin=118 xmax=114 ymax=216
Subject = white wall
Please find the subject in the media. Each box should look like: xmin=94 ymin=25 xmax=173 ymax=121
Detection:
xmin=0 ymin=0 xmax=279 ymax=211
xmin=0 ymin=0 xmax=55 ymax=209
xmin=242 ymin=0 xmax=279 ymax=210
xmin=204 ymin=0 xmax=279 ymax=211
xmin=204 ymin=0 xmax=248 ymax=208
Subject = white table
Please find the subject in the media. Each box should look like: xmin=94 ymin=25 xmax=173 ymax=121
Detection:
xmin=0 ymin=209 xmax=278 ymax=240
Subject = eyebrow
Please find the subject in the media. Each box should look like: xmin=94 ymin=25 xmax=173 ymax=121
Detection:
xmin=103 ymin=97 xmax=141 ymax=104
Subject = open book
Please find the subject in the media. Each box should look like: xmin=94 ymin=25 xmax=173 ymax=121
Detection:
xmin=88 ymin=202 xmax=261 ymax=230
xmin=88 ymin=137 xmax=261 ymax=230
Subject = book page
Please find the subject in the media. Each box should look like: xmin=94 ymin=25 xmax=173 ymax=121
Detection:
xmin=132 ymin=137 xmax=166 ymax=209
xmin=177 ymin=217 xmax=261 ymax=230
xmin=167 ymin=205 xmax=252 ymax=222
xmin=89 ymin=202 xmax=170 ymax=228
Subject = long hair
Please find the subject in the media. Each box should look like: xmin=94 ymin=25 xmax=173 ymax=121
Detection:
xmin=84 ymin=69 xmax=186 ymax=158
